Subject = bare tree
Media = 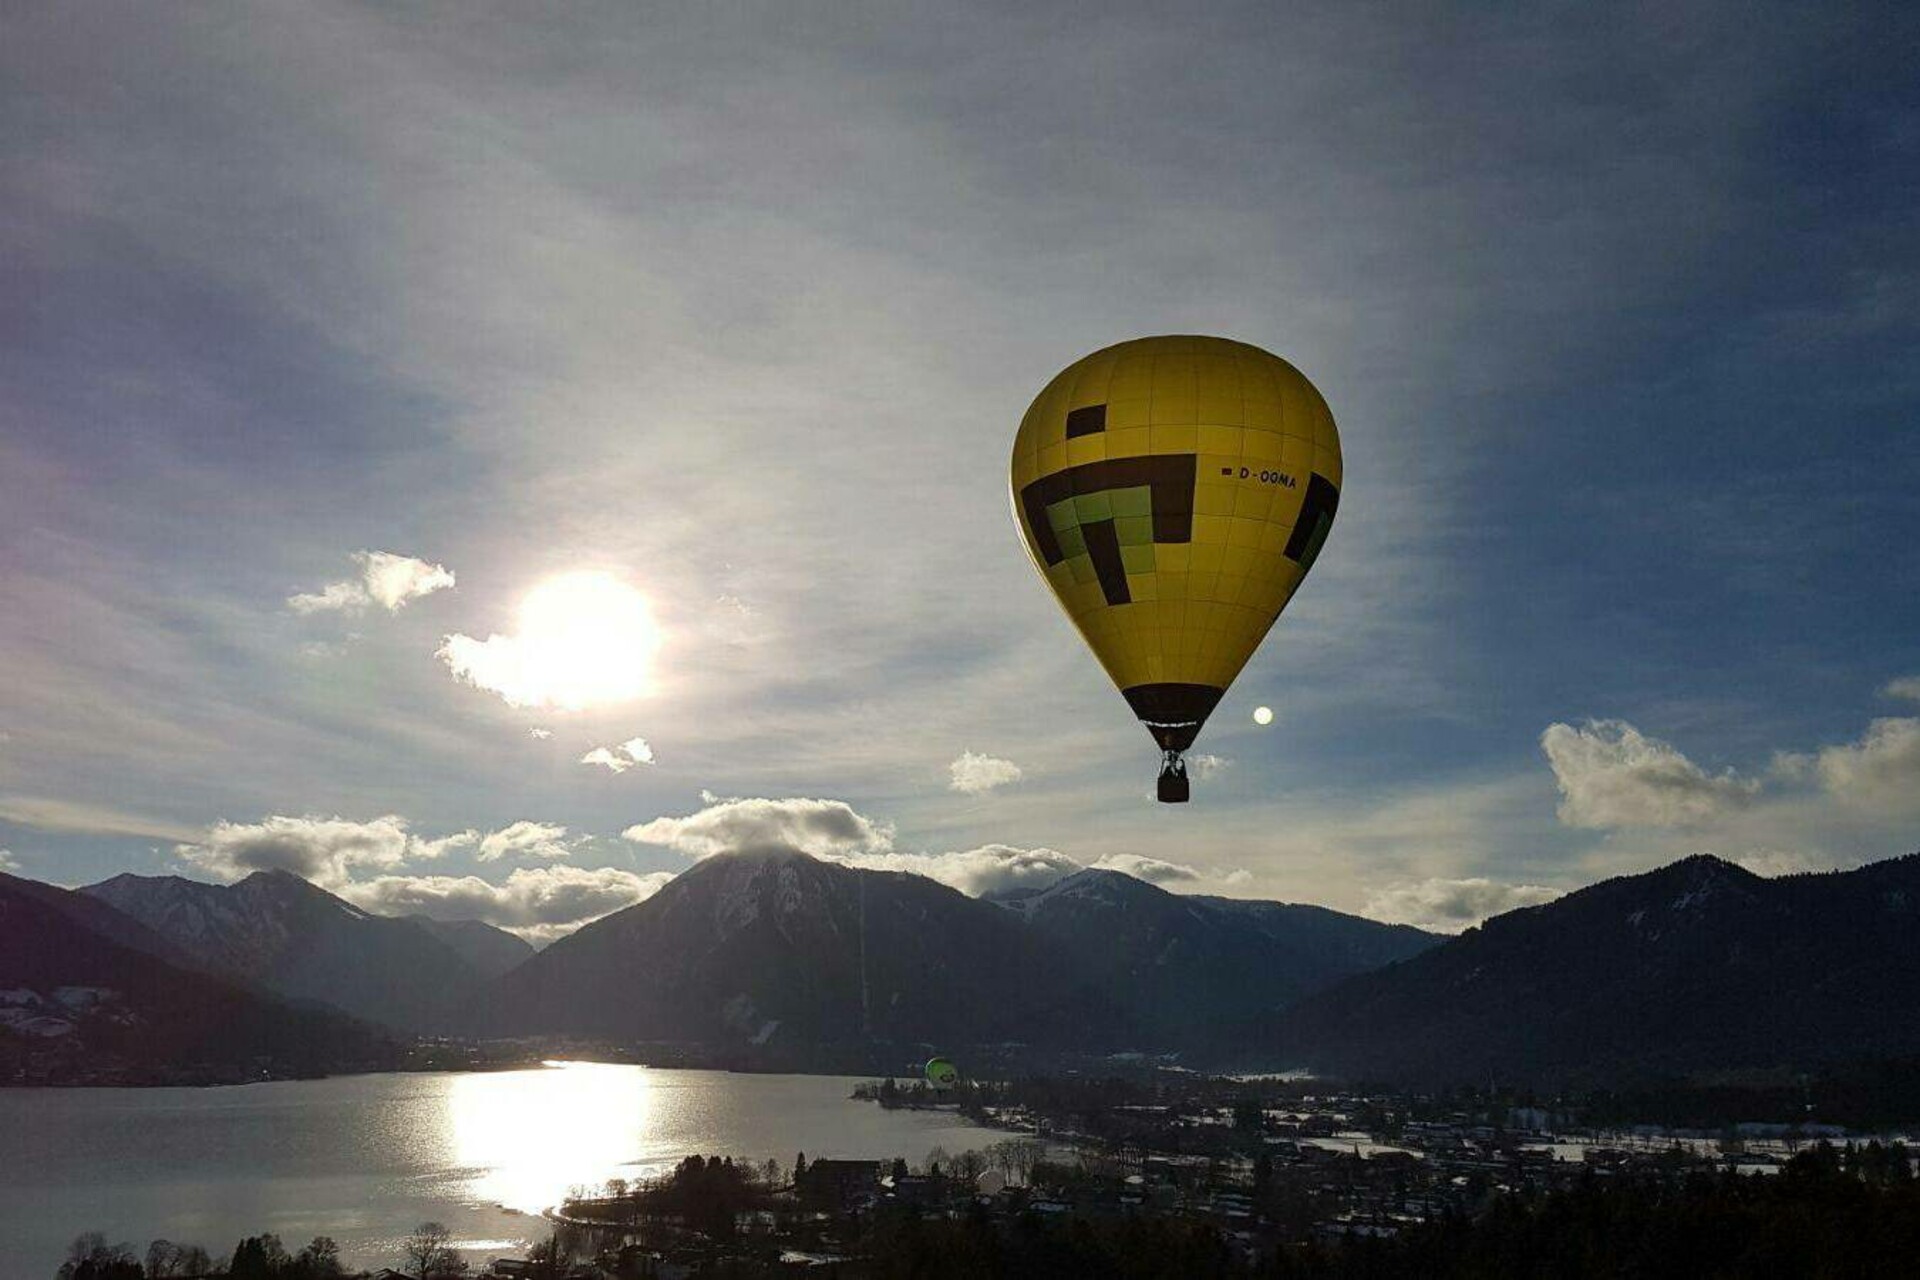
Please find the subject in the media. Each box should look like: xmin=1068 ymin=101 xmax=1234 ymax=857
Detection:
xmin=145 ymin=1240 xmax=182 ymax=1278
xmin=401 ymin=1222 xmax=468 ymax=1278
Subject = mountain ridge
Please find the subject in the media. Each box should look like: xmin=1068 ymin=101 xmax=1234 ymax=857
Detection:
xmin=1257 ymin=850 xmax=1920 ymax=1085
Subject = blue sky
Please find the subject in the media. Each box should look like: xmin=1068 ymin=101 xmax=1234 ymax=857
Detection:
xmin=3 ymin=3 xmax=1916 ymax=941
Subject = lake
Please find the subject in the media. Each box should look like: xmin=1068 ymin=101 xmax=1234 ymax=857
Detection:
xmin=0 ymin=1063 xmax=1000 ymax=1276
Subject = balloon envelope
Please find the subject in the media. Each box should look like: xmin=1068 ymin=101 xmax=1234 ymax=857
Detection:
xmin=1009 ymin=335 xmax=1342 ymax=797
xmin=924 ymin=1056 xmax=959 ymax=1089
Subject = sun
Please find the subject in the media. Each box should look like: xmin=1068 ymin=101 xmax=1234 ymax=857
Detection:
xmin=439 ymin=571 xmax=663 ymax=711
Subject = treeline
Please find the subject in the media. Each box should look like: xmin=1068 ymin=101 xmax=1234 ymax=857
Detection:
xmin=854 ymin=1144 xmax=1920 ymax=1279
xmin=1582 ymin=1059 xmax=1920 ymax=1131
xmin=51 ymin=1221 xmax=485 ymax=1280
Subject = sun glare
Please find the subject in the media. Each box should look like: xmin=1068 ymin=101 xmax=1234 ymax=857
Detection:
xmin=440 ymin=571 xmax=662 ymax=711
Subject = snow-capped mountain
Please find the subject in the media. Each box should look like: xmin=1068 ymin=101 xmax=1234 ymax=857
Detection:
xmin=82 ymin=869 xmax=525 ymax=1033
xmin=1 ymin=872 xmax=391 ymax=1081
xmin=479 ymin=849 xmax=1132 ymax=1048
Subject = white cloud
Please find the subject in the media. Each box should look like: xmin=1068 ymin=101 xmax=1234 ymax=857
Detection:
xmin=1363 ymin=877 xmax=1563 ymax=932
xmin=476 ymin=820 xmax=574 ymax=862
xmin=1733 ymin=849 xmax=1833 ymax=878
xmin=1087 ymin=853 xmax=1203 ymax=885
xmin=0 ymin=796 xmax=205 ymax=843
xmin=1188 ymin=754 xmax=1232 ymax=781
xmin=1883 ymin=677 xmax=1920 ymax=703
xmin=412 ymin=829 xmax=478 ymax=859
xmin=948 ymin=751 xmax=1023 ymax=795
xmin=833 ymin=845 xmax=1087 ymax=897
xmin=0 ymin=849 xmax=18 ymax=874
xmin=288 ymin=551 xmax=454 ymax=614
xmin=528 ymin=728 xmax=553 ymax=740
xmin=1798 ymin=717 xmax=1920 ymax=815
xmin=177 ymin=814 xmax=423 ymax=887
xmin=1541 ymin=720 xmax=1760 ymax=828
xmin=624 ymin=796 xmax=894 ymax=861
xmin=581 ymin=737 xmax=654 ymax=772
xmin=340 ymin=864 xmax=674 ymax=945
xmin=623 ymin=795 xmax=1248 ymax=896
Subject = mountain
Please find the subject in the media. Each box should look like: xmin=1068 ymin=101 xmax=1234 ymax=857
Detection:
xmin=991 ymin=869 xmax=1438 ymax=1038
xmin=479 ymin=850 xmax=1132 ymax=1049
xmin=1260 ymin=853 xmax=1920 ymax=1086
xmin=411 ymin=916 xmax=535 ymax=978
xmin=1 ymin=872 xmax=392 ymax=1083
xmin=82 ymin=869 xmax=516 ymax=1033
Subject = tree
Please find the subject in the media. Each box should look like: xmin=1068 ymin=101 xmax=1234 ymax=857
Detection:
xmin=292 ymin=1236 xmax=343 ymax=1279
xmin=146 ymin=1239 xmax=183 ymax=1278
xmin=401 ymin=1222 xmax=467 ymax=1279
xmin=792 ymin=1152 xmax=809 ymax=1184
xmin=228 ymin=1235 xmax=289 ymax=1280
xmin=58 ymin=1234 xmax=141 ymax=1280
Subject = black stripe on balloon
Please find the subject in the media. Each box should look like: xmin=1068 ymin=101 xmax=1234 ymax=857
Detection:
xmin=1081 ymin=518 xmax=1131 ymax=606
xmin=1283 ymin=472 xmax=1340 ymax=567
xmin=1064 ymin=404 xmax=1107 ymax=438
xmin=1019 ymin=454 xmax=1197 ymax=566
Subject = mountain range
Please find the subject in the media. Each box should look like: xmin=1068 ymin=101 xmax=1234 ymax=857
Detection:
xmin=1257 ymin=853 xmax=1920 ymax=1086
xmin=0 ymin=872 xmax=392 ymax=1083
xmin=990 ymin=868 xmax=1435 ymax=1037
xmin=14 ymin=848 xmax=1920 ymax=1088
xmin=83 ymin=869 xmax=533 ymax=1033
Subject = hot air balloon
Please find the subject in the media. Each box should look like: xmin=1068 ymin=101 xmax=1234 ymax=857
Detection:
xmin=924 ymin=1056 xmax=959 ymax=1090
xmin=1010 ymin=336 xmax=1342 ymax=802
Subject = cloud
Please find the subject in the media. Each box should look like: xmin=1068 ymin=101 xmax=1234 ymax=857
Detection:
xmin=1884 ymin=677 xmax=1920 ymax=703
xmin=624 ymin=796 xmax=894 ymax=861
xmin=1087 ymin=853 xmax=1204 ymax=886
xmin=1733 ymin=849 xmax=1834 ymax=878
xmin=948 ymin=751 xmax=1023 ymax=795
xmin=1187 ymin=755 xmax=1232 ymax=781
xmin=415 ymin=829 xmax=479 ymax=859
xmin=834 ymin=845 xmax=1087 ymax=897
xmin=340 ymin=865 xmax=674 ymax=945
xmin=528 ymin=728 xmax=553 ymax=740
xmin=1541 ymin=720 xmax=1760 ymax=828
xmin=476 ymin=820 xmax=574 ymax=861
xmin=1363 ymin=878 xmax=1563 ymax=932
xmin=0 ymin=849 xmax=18 ymax=874
xmin=177 ymin=814 xmax=422 ymax=887
xmin=581 ymin=737 xmax=654 ymax=772
xmin=623 ymin=795 xmax=1248 ymax=896
xmin=288 ymin=551 xmax=454 ymax=614
xmin=1796 ymin=717 xmax=1920 ymax=815
xmin=0 ymin=796 xmax=204 ymax=843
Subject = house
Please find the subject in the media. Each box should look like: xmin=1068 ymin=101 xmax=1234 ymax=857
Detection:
xmin=796 ymin=1158 xmax=884 ymax=1208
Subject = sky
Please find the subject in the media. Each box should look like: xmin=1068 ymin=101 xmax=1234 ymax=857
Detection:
xmin=3 ymin=2 xmax=1917 ymax=942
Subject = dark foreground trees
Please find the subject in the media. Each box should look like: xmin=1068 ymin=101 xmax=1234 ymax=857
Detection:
xmin=859 ymin=1147 xmax=1920 ymax=1280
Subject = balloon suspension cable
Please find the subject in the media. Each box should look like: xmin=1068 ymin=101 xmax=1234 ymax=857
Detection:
xmin=1157 ymin=749 xmax=1191 ymax=804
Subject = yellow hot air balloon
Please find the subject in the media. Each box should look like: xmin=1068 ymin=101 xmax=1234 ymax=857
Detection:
xmin=1010 ymin=336 xmax=1342 ymax=802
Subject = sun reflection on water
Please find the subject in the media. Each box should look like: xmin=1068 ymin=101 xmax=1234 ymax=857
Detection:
xmin=448 ymin=1061 xmax=657 ymax=1213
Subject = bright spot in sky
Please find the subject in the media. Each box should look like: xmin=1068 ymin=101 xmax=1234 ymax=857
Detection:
xmin=1253 ymin=706 xmax=1274 ymax=726
xmin=438 ymin=571 xmax=662 ymax=710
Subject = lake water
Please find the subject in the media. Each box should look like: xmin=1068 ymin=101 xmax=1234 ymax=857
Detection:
xmin=0 ymin=1063 xmax=1000 ymax=1277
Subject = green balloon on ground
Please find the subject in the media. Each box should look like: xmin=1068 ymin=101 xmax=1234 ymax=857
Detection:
xmin=924 ymin=1056 xmax=959 ymax=1089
